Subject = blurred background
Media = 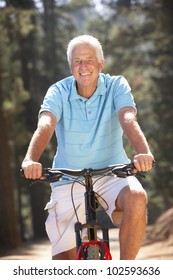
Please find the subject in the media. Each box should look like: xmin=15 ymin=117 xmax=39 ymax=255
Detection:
xmin=0 ymin=0 xmax=173 ymax=254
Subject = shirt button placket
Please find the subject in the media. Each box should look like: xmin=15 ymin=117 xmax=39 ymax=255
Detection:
xmin=86 ymin=101 xmax=92 ymax=119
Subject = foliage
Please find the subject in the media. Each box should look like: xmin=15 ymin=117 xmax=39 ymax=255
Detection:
xmin=87 ymin=0 xmax=173 ymax=211
xmin=0 ymin=0 xmax=173 ymax=247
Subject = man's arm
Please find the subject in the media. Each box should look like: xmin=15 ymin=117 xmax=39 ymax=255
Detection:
xmin=21 ymin=111 xmax=57 ymax=179
xmin=118 ymin=106 xmax=154 ymax=171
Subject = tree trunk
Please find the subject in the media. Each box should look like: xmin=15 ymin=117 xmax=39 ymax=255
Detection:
xmin=0 ymin=62 xmax=21 ymax=251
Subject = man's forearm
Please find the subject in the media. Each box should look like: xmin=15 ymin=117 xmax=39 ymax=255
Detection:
xmin=23 ymin=129 xmax=49 ymax=162
xmin=126 ymin=121 xmax=152 ymax=155
xmin=118 ymin=107 xmax=152 ymax=155
xmin=23 ymin=111 xmax=57 ymax=163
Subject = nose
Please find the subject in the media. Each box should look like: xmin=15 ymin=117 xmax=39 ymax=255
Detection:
xmin=79 ymin=60 xmax=88 ymax=67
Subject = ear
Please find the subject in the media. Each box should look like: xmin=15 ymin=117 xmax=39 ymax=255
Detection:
xmin=69 ymin=64 xmax=73 ymax=74
xmin=99 ymin=59 xmax=105 ymax=71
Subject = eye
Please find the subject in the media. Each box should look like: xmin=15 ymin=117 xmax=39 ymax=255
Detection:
xmin=74 ymin=59 xmax=80 ymax=64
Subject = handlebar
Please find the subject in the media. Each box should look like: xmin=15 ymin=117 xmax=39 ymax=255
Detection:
xmin=20 ymin=163 xmax=144 ymax=183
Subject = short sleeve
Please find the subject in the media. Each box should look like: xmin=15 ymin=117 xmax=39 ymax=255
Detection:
xmin=39 ymin=84 xmax=62 ymax=121
xmin=113 ymin=76 xmax=136 ymax=112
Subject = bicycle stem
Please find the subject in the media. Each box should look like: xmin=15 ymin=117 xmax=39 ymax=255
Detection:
xmin=84 ymin=172 xmax=97 ymax=240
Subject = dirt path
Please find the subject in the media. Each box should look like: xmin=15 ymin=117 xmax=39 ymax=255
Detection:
xmin=1 ymin=229 xmax=173 ymax=260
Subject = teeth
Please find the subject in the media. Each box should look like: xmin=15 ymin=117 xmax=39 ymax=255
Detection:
xmin=80 ymin=73 xmax=90 ymax=76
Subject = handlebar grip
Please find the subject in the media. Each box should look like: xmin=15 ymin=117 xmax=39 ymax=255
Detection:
xmin=20 ymin=168 xmax=50 ymax=178
xmin=131 ymin=160 xmax=155 ymax=169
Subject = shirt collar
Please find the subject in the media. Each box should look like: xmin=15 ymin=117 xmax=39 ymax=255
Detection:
xmin=70 ymin=73 xmax=106 ymax=101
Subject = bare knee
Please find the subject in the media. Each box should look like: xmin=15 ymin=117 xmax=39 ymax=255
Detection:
xmin=129 ymin=188 xmax=147 ymax=210
xmin=117 ymin=186 xmax=147 ymax=213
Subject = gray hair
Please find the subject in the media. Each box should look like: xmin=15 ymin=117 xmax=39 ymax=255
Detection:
xmin=67 ymin=35 xmax=104 ymax=65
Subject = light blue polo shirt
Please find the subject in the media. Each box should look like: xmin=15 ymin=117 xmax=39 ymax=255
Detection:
xmin=40 ymin=73 xmax=136 ymax=186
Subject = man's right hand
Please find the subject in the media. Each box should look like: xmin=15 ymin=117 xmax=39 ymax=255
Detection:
xmin=21 ymin=160 xmax=43 ymax=179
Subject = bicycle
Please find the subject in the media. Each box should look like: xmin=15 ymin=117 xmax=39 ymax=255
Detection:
xmin=21 ymin=162 xmax=144 ymax=260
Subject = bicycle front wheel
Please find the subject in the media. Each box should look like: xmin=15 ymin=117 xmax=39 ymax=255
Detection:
xmin=86 ymin=244 xmax=100 ymax=260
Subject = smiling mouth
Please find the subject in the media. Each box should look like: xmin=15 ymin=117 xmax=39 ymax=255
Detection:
xmin=80 ymin=72 xmax=91 ymax=76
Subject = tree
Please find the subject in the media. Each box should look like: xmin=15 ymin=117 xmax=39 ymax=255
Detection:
xmin=0 ymin=27 xmax=21 ymax=250
xmin=0 ymin=1 xmax=43 ymax=242
xmin=0 ymin=0 xmax=88 ymax=242
xmin=149 ymin=0 xmax=173 ymax=208
xmin=1 ymin=0 xmax=172 ymax=249
xmin=86 ymin=0 xmax=173 ymax=217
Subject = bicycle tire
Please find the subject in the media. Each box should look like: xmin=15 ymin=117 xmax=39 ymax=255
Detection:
xmin=86 ymin=244 xmax=100 ymax=260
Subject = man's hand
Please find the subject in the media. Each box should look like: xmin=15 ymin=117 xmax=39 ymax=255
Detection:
xmin=133 ymin=154 xmax=155 ymax=172
xmin=21 ymin=160 xmax=43 ymax=179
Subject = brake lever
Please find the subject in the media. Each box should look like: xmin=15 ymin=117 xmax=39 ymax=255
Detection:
xmin=123 ymin=164 xmax=146 ymax=179
xmin=111 ymin=163 xmax=146 ymax=178
xmin=111 ymin=165 xmax=133 ymax=178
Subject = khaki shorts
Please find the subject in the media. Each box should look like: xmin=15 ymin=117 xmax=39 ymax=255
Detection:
xmin=45 ymin=175 xmax=143 ymax=256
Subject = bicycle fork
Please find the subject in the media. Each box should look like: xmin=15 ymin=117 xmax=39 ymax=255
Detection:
xmin=75 ymin=171 xmax=112 ymax=260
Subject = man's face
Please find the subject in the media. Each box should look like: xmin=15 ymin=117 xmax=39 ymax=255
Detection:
xmin=70 ymin=44 xmax=104 ymax=95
